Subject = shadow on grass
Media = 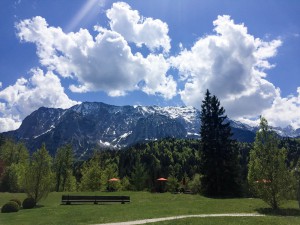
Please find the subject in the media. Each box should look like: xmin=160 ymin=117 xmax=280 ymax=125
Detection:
xmin=22 ymin=205 xmax=45 ymax=209
xmin=256 ymin=208 xmax=300 ymax=216
xmin=60 ymin=203 xmax=114 ymax=206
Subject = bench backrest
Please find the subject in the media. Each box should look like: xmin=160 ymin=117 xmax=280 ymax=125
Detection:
xmin=62 ymin=195 xmax=130 ymax=201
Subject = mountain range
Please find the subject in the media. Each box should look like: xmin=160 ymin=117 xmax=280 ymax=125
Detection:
xmin=2 ymin=102 xmax=300 ymax=159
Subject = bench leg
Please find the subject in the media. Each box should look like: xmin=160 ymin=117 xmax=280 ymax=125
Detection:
xmin=66 ymin=201 xmax=71 ymax=205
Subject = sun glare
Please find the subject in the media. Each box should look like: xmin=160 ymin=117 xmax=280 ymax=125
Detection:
xmin=65 ymin=0 xmax=105 ymax=32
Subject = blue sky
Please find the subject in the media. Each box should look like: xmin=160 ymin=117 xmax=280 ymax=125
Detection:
xmin=0 ymin=0 xmax=300 ymax=132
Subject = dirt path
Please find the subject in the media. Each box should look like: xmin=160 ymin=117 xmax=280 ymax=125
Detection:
xmin=95 ymin=213 xmax=264 ymax=225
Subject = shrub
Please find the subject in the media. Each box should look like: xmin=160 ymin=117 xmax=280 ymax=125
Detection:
xmin=1 ymin=201 xmax=20 ymax=213
xmin=22 ymin=197 xmax=36 ymax=209
xmin=10 ymin=198 xmax=22 ymax=207
xmin=188 ymin=173 xmax=202 ymax=194
xmin=167 ymin=176 xmax=180 ymax=193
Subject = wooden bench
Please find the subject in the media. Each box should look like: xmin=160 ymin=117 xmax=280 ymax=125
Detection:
xmin=61 ymin=195 xmax=130 ymax=205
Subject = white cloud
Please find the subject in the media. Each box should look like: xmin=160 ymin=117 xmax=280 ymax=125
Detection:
xmin=107 ymin=2 xmax=171 ymax=53
xmin=0 ymin=68 xmax=78 ymax=132
xmin=171 ymin=15 xmax=282 ymax=121
xmin=262 ymin=88 xmax=300 ymax=129
xmin=141 ymin=54 xmax=176 ymax=99
xmin=0 ymin=117 xmax=21 ymax=133
xmin=16 ymin=9 xmax=176 ymax=99
xmin=11 ymin=3 xmax=300 ymax=130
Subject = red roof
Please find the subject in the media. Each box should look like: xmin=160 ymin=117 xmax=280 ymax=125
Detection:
xmin=108 ymin=178 xmax=120 ymax=182
xmin=157 ymin=177 xmax=167 ymax=181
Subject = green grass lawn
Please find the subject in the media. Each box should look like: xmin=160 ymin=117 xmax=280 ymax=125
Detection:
xmin=0 ymin=191 xmax=299 ymax=225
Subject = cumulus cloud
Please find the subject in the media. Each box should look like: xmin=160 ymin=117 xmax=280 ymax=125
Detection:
xmin=107 ymin=2 xmax=171 ymax=53
xmin=16 ymin=6 xmax=175 ymax=99
xmin=171 ymin=15 xmax=282 ymax=121
xmin=0 ymin=68 xmax=78 ymax=132
xmin=262 ymin=88 xmax=300 ymax=129
xmin=9 ymin=3 xmax=300 ymax=130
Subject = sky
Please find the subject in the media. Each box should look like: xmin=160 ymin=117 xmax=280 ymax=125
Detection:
xmin=0 ymin=0 xmax=300 ymax=132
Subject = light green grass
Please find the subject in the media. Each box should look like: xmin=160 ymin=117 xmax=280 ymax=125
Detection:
xmin=153 ymin=216 xmax=300 ymax=225
xmin=0 ymin=191 xmax=299 ymax=225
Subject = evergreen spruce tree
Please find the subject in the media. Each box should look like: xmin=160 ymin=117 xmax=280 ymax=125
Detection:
xmin=200 ymin=90 xmax=241 ymax=197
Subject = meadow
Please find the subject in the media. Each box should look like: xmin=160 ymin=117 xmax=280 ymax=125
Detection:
xmin=0 ymin=191 xmax=300 ymax=225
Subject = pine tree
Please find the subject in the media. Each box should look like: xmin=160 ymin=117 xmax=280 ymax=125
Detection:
xmin=130 ymin=158 xmax=147 ymax=191
xmin=248 ymin=117 xmax=292 ymax=209
xmin=200 ymin=90 xmax=241 ymax=197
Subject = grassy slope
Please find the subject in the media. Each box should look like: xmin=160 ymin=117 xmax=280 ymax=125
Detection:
xmin=0 ymin=191 xmax=299 ymax=225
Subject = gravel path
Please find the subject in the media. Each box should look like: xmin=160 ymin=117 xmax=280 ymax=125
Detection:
xmin=95 ymin=213 xmax=264 ymax=225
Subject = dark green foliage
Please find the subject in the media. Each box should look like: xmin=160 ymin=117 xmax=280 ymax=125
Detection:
xmin=9 ymin=199 xmax=22 ymax=207
xmin=0 ymin=134 xmax=5 ymax=147
xmin=119 ymin=138 xmax=200 ymax=190
xmin=200 ymin=90 xmax=241 ymax=197
xmin=279 ymin=138 xmax=300 ymax=168
xmin=237 ymin=142 xmax=253 ymax=196
xmin=22 ymin=197 xmax=36 ymax=209
xmin=166 ymin=176 xmax=180 ymax=193
xmin=129 ymin=159 xmax=148 ymax=191
xmin=1 ymin=201 xmax=20 ymax=213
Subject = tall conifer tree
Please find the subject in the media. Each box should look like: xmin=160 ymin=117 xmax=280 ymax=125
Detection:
xmin=200 ymin=90 xmax=241 ymax=197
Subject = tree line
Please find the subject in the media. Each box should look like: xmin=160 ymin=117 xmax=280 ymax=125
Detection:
xmin=1 ymin=90 xmax=300 ymax=209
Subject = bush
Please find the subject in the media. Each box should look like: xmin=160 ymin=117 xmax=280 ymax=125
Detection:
xmin=10 ymin=199 xmax=22 ymax=207
xmin=22 ymin=197 xmax=36 ymax=209
xmin=188 ymin=173 xmax=202 ymax=194
xmin=1 ymin=201 xmax=20 ymax=213
xmin=167 ymin=176 xmax=180 ymax=193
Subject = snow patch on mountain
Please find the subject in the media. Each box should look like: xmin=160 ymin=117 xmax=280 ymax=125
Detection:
xmin=3 ymin=102 xmax=300 ymax=159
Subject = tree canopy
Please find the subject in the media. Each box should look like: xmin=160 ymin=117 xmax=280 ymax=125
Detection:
xmin=248 ymin=117 xmax=292 ymax=209
xmin=200 ymin=90 xmax=241 ymax=197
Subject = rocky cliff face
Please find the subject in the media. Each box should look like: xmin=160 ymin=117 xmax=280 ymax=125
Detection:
xmin=3 ymin=102 xmax=200 ymax=159
xmin=3 ymin=102 xmax=298 ymax=159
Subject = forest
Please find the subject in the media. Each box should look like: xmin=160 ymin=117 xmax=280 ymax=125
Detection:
xmin=0 ymin=135 xmax=300 ymax=196
xmin=1 ymin=91 xmax=300 ymax=210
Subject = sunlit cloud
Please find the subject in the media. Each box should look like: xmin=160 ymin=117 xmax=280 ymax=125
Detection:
xmin=16 ymin=6 xmax=176 ymax=99
xmin=0 ymin=68 xmax=78 ymax=132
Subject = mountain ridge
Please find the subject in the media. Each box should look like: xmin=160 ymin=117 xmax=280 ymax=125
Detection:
xmin=2 ymin=102 xmax=299 ymax=159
